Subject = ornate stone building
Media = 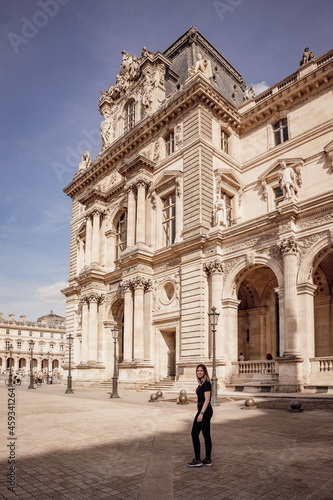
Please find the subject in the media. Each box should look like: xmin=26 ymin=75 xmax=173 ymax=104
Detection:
xmin=0 ymin=312 xmax=66 ymax=374
xmin=62 ymin=27 xmax=333 ymax=392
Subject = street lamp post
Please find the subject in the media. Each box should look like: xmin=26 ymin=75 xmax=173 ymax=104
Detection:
xmin=8 ymin=344 xmax=14 ymax=387
xmin=110 ymin=325 xmax=119 ymax=398
xmin=28 ymin=340 xmax=35 ymax=390
xmin=65 ymin=334 xmax=74 ymax=394
xmin=208 ymin=306 xmax=220 ymax=407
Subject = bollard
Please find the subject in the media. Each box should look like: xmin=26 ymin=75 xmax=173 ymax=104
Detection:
xmin=149 ymin=393 xmax=159 ymax=402
xmin=288 ymin=399 xmax=303 ymax=413
xmin=241 ymin=397 xmax=256 ymax=410
xmin=156 ymin=390 xmax=163 ymax=399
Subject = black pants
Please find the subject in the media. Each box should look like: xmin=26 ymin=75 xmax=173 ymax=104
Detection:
xmin=191 ymin=406 xmax=213 ymax=460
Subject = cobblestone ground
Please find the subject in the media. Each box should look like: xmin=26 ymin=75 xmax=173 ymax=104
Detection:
xmin=1 ymin=384 xmax=333 ymax=499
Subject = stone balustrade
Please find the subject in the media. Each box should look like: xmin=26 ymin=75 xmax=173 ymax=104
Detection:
xmin=236 ymin=360 xmax=276 ymax=375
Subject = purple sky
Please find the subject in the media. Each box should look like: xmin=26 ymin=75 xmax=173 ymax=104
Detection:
xmin=0 ymin=0 xmax=332 ymax=321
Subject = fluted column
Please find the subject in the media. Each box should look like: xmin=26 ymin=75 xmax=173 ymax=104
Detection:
xmin=123 ymin=281 xmax=134 ymax=361
xmin=136 ymin=180 xmax=147 ymax=244
xmin=133 ymin=277 xmax=146 ymax=360
xmin=87 ymin=294 xmax=99 ymax=363
xmin=204 ymin=260 xmax=224 ymax=359
xmin=81 ymin=299 xmax=89 ymax=362
xmin=91 ymin=210 xmax=102 ymax=264
xmin=127 ymin=186 xmax=136 ymax=247
xmin=279 ymin=237 xmax=300 ymax=356
xmin=85 ymin=215 xmax=92 ymax=265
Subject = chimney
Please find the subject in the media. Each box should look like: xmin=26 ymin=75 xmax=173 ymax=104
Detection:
xmin=0 ymin=312 xmax=3 ymax=322
xmin=20 ymin=315 xmax=26 ymax=324
xmin=9 ymin=313 xmax=15 ymax=322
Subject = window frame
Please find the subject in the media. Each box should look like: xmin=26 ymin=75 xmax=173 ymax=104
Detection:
xmin=115 ymin=211 xmax=127 ymax=259
xmin=273 ymin=118 xmax=289 ymax=146
xmin=126 ymin=99 xmax=136 ymax=132
xmin=162 ymin=192 xmax=176 ymax=247
xmin=165 ymin=131 xmax=175 ymax=156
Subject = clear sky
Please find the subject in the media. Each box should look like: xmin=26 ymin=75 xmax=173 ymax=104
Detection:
xmin=0 ymin=0 xmax=332 ymax=322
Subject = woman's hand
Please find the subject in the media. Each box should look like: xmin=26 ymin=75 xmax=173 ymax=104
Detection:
xmin=197 ymin=413 xmax=203 ymax=422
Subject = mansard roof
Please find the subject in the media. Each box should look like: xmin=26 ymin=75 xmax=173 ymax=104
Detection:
xmin=163 ymin=26 xmax=246 ymax=106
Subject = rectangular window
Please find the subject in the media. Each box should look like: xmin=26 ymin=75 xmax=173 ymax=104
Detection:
xmin=5 ymin=340 xmax=11 ymax=350
xmin=166 ymin=132 xmax=175 ymax=156
xmin=60 ymin=344 xmax=64 ymax=352
xmin=274 ymin=187 xmax=284 ymax=207
xmin=40 ymin=343 xmax=44 ymax=352
xmin=40 ymin=332 xmax=43 ymax=338
xmin=18 ymin=330 xmax=21 ymax=335
xmin=116 ymin=212 xmax=127 ymax=259
xmin=17 ymin=341 xmax=22 ymax=350
xmin=162 ymin=193 xmax=176 ymax=246
xmin=274 ymin=118 xmax=288 ymax=146
xmin=127 ymin=101 xmax=135 ymax=131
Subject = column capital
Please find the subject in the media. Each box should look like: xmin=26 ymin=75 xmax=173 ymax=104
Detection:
xmin=132 ymin=276 xmax=151 ymax=290
xmin=278 ymin=236 xmax=298 ymax=256
xmin=204 ymin=259 xmax=224 ymax=276
xmin=84 ymin=292 xmax=104 ymax=304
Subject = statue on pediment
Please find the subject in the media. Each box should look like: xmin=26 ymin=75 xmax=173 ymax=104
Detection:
xmin=299 ymin=47 xmax=315 ymax=66
xmin=188 ymin=53 xmax=212 ymax=79
xmin=78 ymin=151 xmax=92 ymax=171
xmin=244 ymin=84 xmax=255 ymax=101
xmin=141 ymin=46 xmax=152 ymax=58
xmin=142 ymin=76 xmax=154 ymax=112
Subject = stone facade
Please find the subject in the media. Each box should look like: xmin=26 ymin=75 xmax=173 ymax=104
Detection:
xmin=0 ymin=312 xmax=66 ymax=375
xmin=63 ymin=27 xmax=333 ymax=393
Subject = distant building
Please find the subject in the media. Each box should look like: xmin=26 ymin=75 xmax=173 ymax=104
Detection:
xmin=0 ymin=312 xmax=66 ymax=374
xmin=62 ymin=27 xmax=333 ymax=393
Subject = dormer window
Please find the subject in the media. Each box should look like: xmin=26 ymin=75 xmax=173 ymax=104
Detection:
xmin=126 ymin=100 xmax=135 ymax=131
xmin=165 ymin=131 xmax=175 ymax=156
xmin=273 ymin=118 xmax=288 ymax=146
xmin=221 ymin=129 xmax=229 ymax=154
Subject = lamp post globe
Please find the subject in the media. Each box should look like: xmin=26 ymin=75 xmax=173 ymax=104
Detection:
xmin=65 ymin=334 xmax=74 ymax=394
xmin=208 ymin=306 xmax=220 ymax=407
xmin=110 ymin=325 xmax=120 ymax=398
xmin=28 ymin=340 xmax=35 ymax=390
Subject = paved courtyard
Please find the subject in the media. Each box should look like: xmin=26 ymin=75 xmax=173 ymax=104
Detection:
xmin=1 ymin=381 xmax=333 ymax=500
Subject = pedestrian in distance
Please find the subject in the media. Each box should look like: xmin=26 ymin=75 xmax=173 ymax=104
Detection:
xmin=187 ymin=363 xmax=213 ymax=467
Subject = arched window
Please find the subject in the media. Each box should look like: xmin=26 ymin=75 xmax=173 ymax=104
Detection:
xmin=116 ymin=212 xmax=127 ymax=258
xmin=126 ymin=100 xmax=136 ymax=131
xmin=273 ymin=118 xmax=288 ymax=146
xmin=221 ymin=129 xmax=229 ymax=154
xmin=165 ymin=131 xmax=175 ymax=156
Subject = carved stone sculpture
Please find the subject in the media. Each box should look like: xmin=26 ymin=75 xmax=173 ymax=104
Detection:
xmin=100 ymin=110 xmax=113 ymax=149
xmin=214 ymin=193 xmax=227 ymax=227
xmin=299 ymin=47 xmax=315 ymax=66
xmin=188 ymin=53 xmax=212 ymax=79
xmin=175 ymin=124 xmax=183 ymax=148
xmin=153 ymin=141 xmax=160 ymax=162
xmin=244 ymin=84 xmax=255 ymax=101
xmin=278 ymin=161 xmax=298 ymax=201
xmin=78 ymin=151 xmax=92 ymax=171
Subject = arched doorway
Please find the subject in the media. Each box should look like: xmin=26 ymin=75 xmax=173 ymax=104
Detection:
xmin=313 ymin=250 xmax=333 ymax=356
xmin=238 ymin=266 xmax=279 ymax=360
xmin=19 ymin=358 xmax=26 ymax=370
xmin=41 ymin=359 xmax=48 ymax=370
xmin=6 ymin=358 xmax=14 ymax=369
xmin=52 ymin=359 xmax=59 ymax=370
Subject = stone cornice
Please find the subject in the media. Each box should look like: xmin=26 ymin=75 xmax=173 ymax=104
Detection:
xmin=238 ymin=57 xmax=333 ymax=133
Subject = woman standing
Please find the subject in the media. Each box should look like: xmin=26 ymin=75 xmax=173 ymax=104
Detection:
xmin=187 ymin=364 xmax=213 ymax=467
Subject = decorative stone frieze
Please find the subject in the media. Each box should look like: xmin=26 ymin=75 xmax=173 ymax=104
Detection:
xmin=298 ymin=212 xmax=333 ymax=230
xmin=222 ymin=256 xmax=243 ymax=282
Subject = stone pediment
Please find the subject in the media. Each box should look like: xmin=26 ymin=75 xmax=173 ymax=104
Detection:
xmin=214 ymin=167 xmax=244 ymax=192
xmin=150 ymin=169 xmax=183 ymax=194
xmin=258 ymin=158 xmax=304 ymax=183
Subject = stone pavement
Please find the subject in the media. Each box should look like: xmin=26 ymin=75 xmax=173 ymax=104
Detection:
xmin=1 ymin=382 xmax=333 ymax=500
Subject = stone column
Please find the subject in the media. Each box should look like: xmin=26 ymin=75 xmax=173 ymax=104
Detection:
xmin=144 ymin=280 xmax=153 ymax=360
xmin=175 ymin=177 xmax=182 ymax=242
xmin=81 ymin=299 xmax=89 ymax=363
xmin=204 ymin=260 xmax=224 ymax=360
xmin=88 ymin=294 xmax=99 ymax=363
xmin=127 ymin=186 xmax=136 ymax=247
xmin=91 ymin=210 xmax=102 ymax=264
xmin=133 ymin=277 xmax=146 ymax=360
xmin=105 ymin=229 xmax=116 ymax=269
xmin=279 ymin=237 xmax=301 ymax=357
xmin=85 ymin=215 xmax=92 ymax=265
xmin=136 ymin=181 xmax=147 ymax=244
xmin=123 ymin=281 xmax=134 ymax=361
